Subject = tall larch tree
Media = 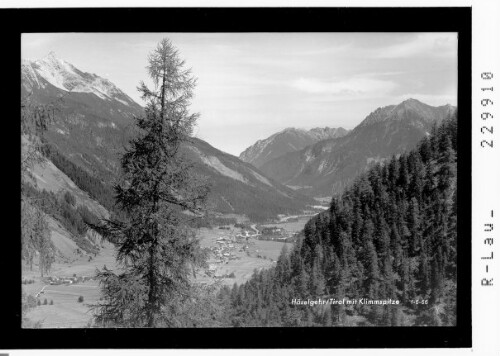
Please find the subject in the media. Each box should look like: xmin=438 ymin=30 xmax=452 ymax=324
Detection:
xmin=91 ymin=38 xmax=210 ymax=328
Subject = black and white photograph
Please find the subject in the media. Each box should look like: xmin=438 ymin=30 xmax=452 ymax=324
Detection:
xmin=4 ymin=2 xmax=498 ymax=352
xmin=20 ymin=31 xmax=460 ymax=329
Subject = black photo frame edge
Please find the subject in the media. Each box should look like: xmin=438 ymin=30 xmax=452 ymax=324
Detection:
xmin=0 ymin=6 xmax=472 ymax=349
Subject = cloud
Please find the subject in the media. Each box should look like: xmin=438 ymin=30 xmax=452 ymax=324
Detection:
xmin=291 ymin=76 xmax=397 ymax=97
xmin=292 ymin=43 xmax=353 ymax=57
xmin=374 ymin=33 xmax=457 ymax=59
xmin=21 ymin=34 xmax=54 ymax=56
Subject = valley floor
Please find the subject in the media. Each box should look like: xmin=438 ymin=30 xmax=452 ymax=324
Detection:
xmin=22 ymin=241 xmax=118 ymax=328
xmin=22 ymin=216 xmax=311 ymax=328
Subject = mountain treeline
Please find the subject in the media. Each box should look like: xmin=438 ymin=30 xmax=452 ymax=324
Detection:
xmin=218 ymin=114 xmax=458 ymax=327
xmin=21 ymin=183 xmax=101 ymax=253
xmin=42 ymin=142 xmax=115 ymax=210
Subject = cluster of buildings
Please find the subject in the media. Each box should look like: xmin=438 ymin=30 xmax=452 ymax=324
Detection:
xmin=258 ymin=226 xmax=297 ymax=243
xmin=204 ymin=223 xmax=297 ymax=279
xmin=236 ymin=229 xmax=260 ymax=240
xmin=206 ymin=236 xmax=241 ymax=277
xmin=43 ymin=275 xmax=94 ymax=285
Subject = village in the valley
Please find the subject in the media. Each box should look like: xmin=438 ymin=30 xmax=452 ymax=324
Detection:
xmin=196 ymin=218 xmax=307 ymax=286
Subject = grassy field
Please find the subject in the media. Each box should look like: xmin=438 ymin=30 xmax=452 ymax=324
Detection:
xmin=26 ymin=282 xmax=100 ymax=328
xmin=23 ymin=241 xmax=118 ymax=279
xmin=22 ymin=241 xmax=118 ymax=328
xmin=261 ymin=216 xmax=312 ymax=233
xmin=213 ymin=240 xmax=293 ymax=286
xmin=253 ymin=239 xmax=292 ymax=260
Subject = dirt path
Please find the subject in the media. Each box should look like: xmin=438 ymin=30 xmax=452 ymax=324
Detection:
xmin=35 ymin=285 xmax=49 ymax=298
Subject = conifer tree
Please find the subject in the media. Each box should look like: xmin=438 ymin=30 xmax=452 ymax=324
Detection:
xmin=295 ymin=258 xmax=309 ymax=298
xmin=309 ymin=259 xmax=326 ymax=296
xmin=35 ymin=206 xmax=55 ymax=277
xmin=398 ymin=154 xmax=410 ymax=189
xmin=407 ymin=197 xmax=421 ymax=255
xmin=91 ymin=38 xmax=209 ymax=327
xmin=275 ymin=244 xmax=291 ymax=285
xmin=322 ymin=306 xmax=333 ymax=326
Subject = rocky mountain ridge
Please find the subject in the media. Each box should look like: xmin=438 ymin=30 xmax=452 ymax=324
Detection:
xmin=239 ymin=126 xmax=349 ymax=168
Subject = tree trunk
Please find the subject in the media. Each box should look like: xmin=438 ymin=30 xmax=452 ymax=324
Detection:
xmin=146 ymin=242 xmax=157 ymax=327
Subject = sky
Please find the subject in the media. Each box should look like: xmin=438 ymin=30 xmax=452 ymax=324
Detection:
xmin=22 ymin=33 xmax=457 ymax=156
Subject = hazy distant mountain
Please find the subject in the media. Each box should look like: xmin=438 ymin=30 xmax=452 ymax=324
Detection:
xmin=22 ymin=53 xmax=313 ymax=221
xmin=259 ymin=99 xmax=456 ymax=197
xmin=239 ymin=127 xmax=349 ymax=168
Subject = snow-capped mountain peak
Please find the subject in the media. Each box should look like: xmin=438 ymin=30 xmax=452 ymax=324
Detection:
xmin=22 ymin=52 xmax=138 ymax=107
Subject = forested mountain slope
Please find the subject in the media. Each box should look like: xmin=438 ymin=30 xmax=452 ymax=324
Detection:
xmin=218 ymin=113 xmax=458 ymax=326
